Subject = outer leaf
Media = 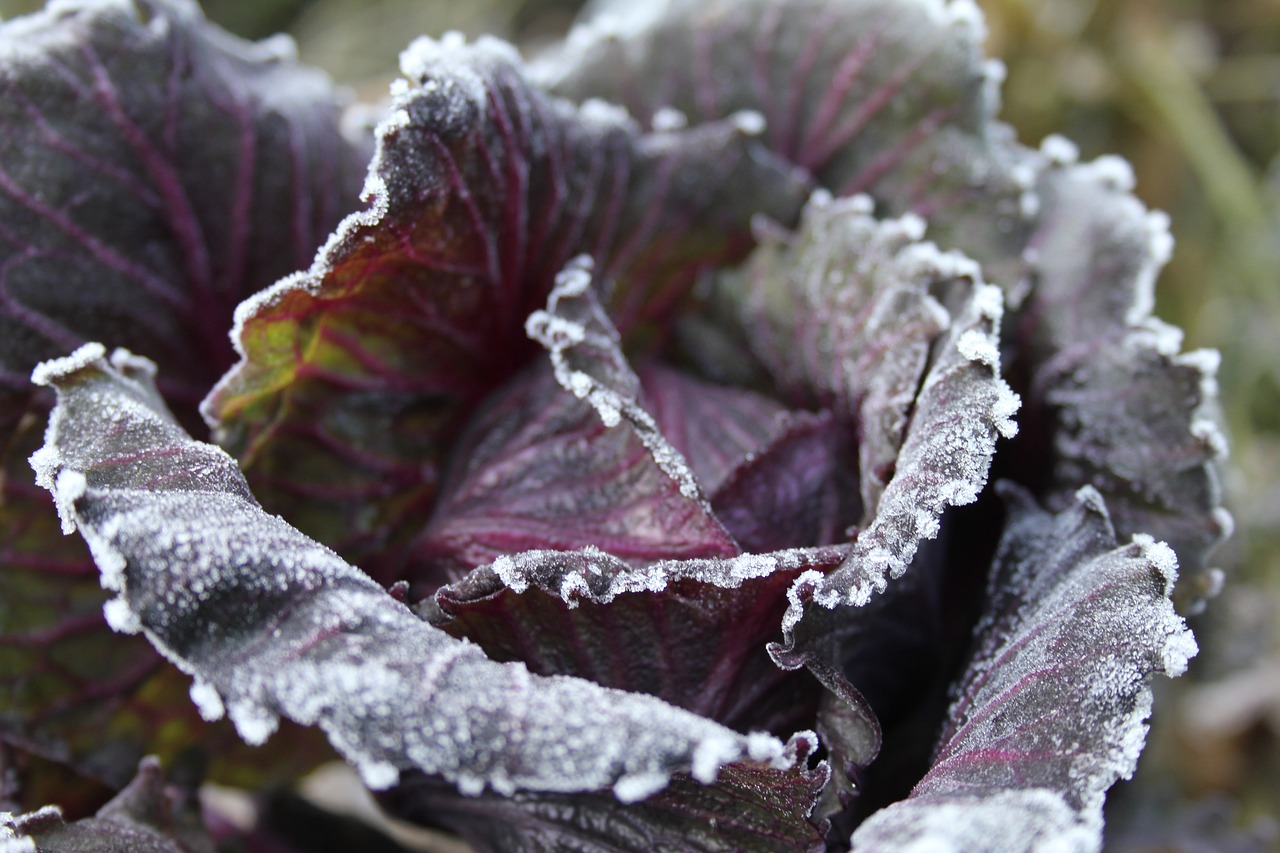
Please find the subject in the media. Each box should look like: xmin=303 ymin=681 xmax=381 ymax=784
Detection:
xmin=2 ymin=412 xmax=332 ymax=810
xmin=538 ymin=0 xmax=1036 ymax=287
xmin=0 ymin=0 xmax=361 ymax=430
xmin=0 ymin=0 xmax=360 ymax=799
xmin=712 ymin=195 xmax=1018 ymax=628
xmin=717 ymin=194 xmax=956 ymax=519
xmin=849 ymin=485 xmax=1198 ymax=852
xmin=381 ymin=736 xmax=828 ymax=853
xmin=30 ymin=343 xmax=798 ymax=802
xmin=204 ymin=34 xmax=810 ymax=569
xmin=1017 ymin=148 xmax=1230 ymax=597
xmin=2 ymin=756 xmax=214 ymax=853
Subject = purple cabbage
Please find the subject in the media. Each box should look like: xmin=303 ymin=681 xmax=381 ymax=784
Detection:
xmin=1 ymin=1 xmax=1229 ymax=851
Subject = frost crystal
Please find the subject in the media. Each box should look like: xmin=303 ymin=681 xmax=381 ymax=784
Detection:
xmin=854 ymin=486 xmax=1197 ymax=852
xmin=30 ymin=346 xmax=788 ymax=802
xmin=722 ymin=196 xmax=1018 ymax=627
xmin=528 ymin=258 xmax=707 ymax=503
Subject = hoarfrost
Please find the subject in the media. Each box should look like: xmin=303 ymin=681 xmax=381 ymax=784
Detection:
xmin=852 ymin=789 xmax=1093 ymax=852
xmin=32 ymin=347 xmax=789 ymax=801
xmin=1026 ymin=158 xmax=1230 ymax=587
xmin=356 ymin=759 xmax=400 ymax=791
xmin=468 ymin=545 xmax=843 ymax=610
xmin=731 ymin=109 xmax=766 ymax=136
xmin=722 ymin=196 xmax=1018 ymax=631
xmin=52 ymin=470 xmax=86 ymax=535
xmin=29 ymin=341 xmax=106 ymax=387
xmin=0 ymin=819 xmax=38 ymax=853
xmin=651 ymin=106 xmax=688 ymax=131
xmin=1077 ymin=154 xmax=1135 ymax=192
xmin=102 ymin=597 xmax=141 ymax=635
xmin=189 ymin=679 xmax=225 ymax=722
xmin=577 ymin=96 xmax=633 ymax=130
xmin=1039 ymin=134 xmax=1080 ymax=165
xmin=398 ymin=32 xmax=519 ymax=110
xmin=956 ymin=328 xmax=998 ymax=368
xmin=613 ymin=772 xmax=670 ymax=803
xmin=527 ymin=258 xmax=706 ymax=503
xmin=853 ymin=486 xmax=1196 ymax=852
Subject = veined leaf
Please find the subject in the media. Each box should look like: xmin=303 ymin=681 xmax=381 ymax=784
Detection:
xmin=204 ymin=34 xmax=810 ymax=571
xmin=849 ymin=485 xmax=1197 ymax=852
xmin=0 ymin=0 xmax=361 ymax=801
xmin=30 ymin=343 xmax=802 ymax=802
xmin=538 ymin=0 xmax=1036 ymax=288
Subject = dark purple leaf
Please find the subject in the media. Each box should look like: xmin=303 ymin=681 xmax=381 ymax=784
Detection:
xmin=539 ymin=0 xmax=1036 ymax=287
xmin=848 ymin=484 xmax=1197 ymax=851
xmin=709 ymin=410 xmax=858 ymax=553
xmin=1017 ymin=151 xmax=1230 ymax=598
xmin=411 ymin=362 xmax=739 ymax=581
xmin=427 ymin=545 xmax=849 ymax=733
xmin=31 ymin=343 xmax=801 ymax=802
xmin=522 ymin=258 xmax=719 ymax=512
xmin=2 ymin=756 xmax=214 ymax=853
xmin=0 ymin=0 xmax=362 ymax=431
xmin=203 ymin=34 xmax=810 ymax=570
xmin=0 ymin=0 xmax=361 ymax=802
xmin=382 ymin=734 xmax=828 ymax=853
xmin=408 ymin=259 xmax=738 ymax=587
xmin=639 ymin=364 xmax=790 ymax=496
xmin=640 ymin=363 xmax=863 ymax=552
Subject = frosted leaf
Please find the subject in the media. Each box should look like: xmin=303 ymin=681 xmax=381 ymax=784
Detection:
xmin=204 ymin=32 xmax=809 ymax=572
xmin=852 ymin=788 xmax=1094 ymax=852
xmin=408 ymin=356 xmax=738 ymax=583
xmin=0 ymin=0 xmax=363 ymax=443
xmin=712 ymin=195 xmax=1018 ymax=627
xmin=429 ymin=543 xmax=855 ymax=734
xmin=31 ymin=348 xmax=789 ymax=801
xmin=380 ymin=731 xmax=829 ymax=853
xmin=527 ymin=258 xmax=708 ymax=504
xmin=0 ymin=0 xmax=365 ymax=795
xmin=538 ymin=0 xmax=1037 ymax=289
xmin=848 ymin=485 xmax=1196 ymax=852
xmin=1 ymin=757 xmax=215 ymax=853
xmin=1020 ymin=159 xmax=1230 ymax=593
xmin=820 ymin=269 xmax=1017 ymax=612
xmin=719 ymin=196 xmax=949 ymax=519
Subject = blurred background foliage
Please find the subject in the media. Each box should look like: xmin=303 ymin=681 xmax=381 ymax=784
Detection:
xmin=0 ymin=0 xmax=1276 ymax=848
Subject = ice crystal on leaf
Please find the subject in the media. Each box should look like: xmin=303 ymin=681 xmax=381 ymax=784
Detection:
xmin=28 ymin=345 xmax=802 ymax=804
xmin=0 ymin=0 xmax=1228 ymax=851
